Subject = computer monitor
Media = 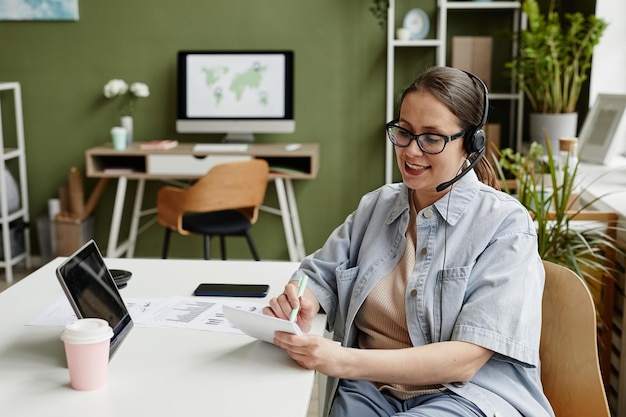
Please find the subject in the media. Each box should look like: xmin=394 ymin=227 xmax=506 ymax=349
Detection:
xmin=176 ymin=50 xmax=295 ymax=143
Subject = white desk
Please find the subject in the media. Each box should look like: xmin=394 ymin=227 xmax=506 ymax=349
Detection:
xmin=85 ymin=143 xmax=320 ymax=261
xmin=578 ymin=156 xmax=626 ymax=218
xmin=0 ymin=257 xmax=326 ymax=417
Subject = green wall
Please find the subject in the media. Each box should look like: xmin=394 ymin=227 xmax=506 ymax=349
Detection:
xmin=0 ymin=0 xmax=388 ymax=260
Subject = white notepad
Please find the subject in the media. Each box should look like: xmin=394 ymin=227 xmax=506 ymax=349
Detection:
xmin=222 ymin=305 xmax=302 ymax=343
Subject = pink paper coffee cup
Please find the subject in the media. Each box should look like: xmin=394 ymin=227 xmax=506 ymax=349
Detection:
xmin=61 ymin=318 xmax=113 ymax=391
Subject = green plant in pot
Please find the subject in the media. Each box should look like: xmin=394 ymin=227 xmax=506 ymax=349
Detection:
xmin=495 ymin=138 xmax=623 ymax=372
xmin=508 ymin=0 xmax=607 ymax=151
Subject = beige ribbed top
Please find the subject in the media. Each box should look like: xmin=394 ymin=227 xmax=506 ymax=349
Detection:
xmin=355 ymin=192 xmax=442 ymax=399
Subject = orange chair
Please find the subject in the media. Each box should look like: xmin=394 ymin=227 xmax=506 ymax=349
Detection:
xmin=540 ymin=260 xmax=611 ymax=416
xmin=156 ymin=159 xmax=269 ymax=260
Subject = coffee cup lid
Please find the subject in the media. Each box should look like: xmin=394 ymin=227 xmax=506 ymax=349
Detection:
xmin=111 ymin=126 xmax=127 ymax=134
xmin=61 ymin=318 xmax=114 ymax=344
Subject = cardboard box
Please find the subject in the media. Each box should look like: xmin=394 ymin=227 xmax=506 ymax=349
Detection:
xmin=451 ymin=36 xmax=493 ymax=90
xmin=55 ymin=216 xmax=93 ymax=256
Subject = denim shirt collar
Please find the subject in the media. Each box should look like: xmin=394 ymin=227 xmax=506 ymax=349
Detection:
xmin=385 ymin=170 xmax=481 ymax=227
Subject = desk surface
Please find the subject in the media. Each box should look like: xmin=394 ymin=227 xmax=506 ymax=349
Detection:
xmin=0 ymin=258 xmax=325 ymax=417
xmin=86 ymin=142 xmax=319 ymax=180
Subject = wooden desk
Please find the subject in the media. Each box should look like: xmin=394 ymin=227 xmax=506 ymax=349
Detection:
xmin=0 ymin=257 xmax=326 ymax=417
xmin=85 ymin=143 xmax=319 ymax=261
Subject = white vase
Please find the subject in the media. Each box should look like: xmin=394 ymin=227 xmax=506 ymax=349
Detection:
xmin=120 ymin=116 xmax=133 ymax=145
xmin=529 ymin=113 xmax=578 ymax=153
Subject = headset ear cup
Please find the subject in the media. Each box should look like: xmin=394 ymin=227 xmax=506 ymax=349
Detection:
xmin=464 ymin=128 xmax=485 ymax=154
xmin=472 ymin=129 xmax=486 ymax=153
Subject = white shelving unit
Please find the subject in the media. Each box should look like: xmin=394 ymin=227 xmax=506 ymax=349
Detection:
xmin=384 ymin=0 xmax=525 ymax=184
xmin=0 ymin=83 xmax=31 ymax=284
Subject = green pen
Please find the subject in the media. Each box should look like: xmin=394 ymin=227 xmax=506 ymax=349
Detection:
xmin=289 ymin=275 xmax=308 ymax=322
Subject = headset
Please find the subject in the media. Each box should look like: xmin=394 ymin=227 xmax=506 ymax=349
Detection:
xmin=435 ymin=70 xmax=489 ymax=192
xmin=462 ymin=71 xmax=489 ymax=154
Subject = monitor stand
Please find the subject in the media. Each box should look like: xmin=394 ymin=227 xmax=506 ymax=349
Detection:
xmin=222 ymin=132 xmax=254 ymax=143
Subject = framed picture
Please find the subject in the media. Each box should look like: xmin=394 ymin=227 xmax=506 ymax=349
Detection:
xmin=0 ymin=0 xmax=79 ymax=21
xmin=579 ymin=94 xmax=626 ymax=165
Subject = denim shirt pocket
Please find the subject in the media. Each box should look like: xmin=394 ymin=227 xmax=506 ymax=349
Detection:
xmin=433 ymin=265 xmax=471 ymax=342
xmin=336 ymin=260 xmax=359 ymax=296
xmin=333 ymin=260 xmax=360 ymax=339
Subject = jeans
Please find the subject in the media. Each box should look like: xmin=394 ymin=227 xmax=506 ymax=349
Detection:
xmin=328 ymin=379 xmax=486 ymax=417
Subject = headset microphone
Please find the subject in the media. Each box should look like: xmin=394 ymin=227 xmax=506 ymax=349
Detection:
xmin=435 ymin=146 xmax=486 ymax=192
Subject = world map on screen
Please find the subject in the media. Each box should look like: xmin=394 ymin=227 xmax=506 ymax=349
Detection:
xmin=186 ymin=54 xmax=286 ymax=118
xmin=201 ymin=61 xmax=268 ymax=107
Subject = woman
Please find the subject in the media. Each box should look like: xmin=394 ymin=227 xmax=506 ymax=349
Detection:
xmin=265 ymin=66 xmax=554 ymax=417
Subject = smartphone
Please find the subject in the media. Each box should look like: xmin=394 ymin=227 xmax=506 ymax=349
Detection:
xmin=193 ymin=283 xmax=270 ymax=298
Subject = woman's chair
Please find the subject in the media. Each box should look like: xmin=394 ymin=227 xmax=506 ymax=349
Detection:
xmin=157 ymin=159 xmax=269 ymax=260
xmin=540 ymin=260 xmax=611 ymax=417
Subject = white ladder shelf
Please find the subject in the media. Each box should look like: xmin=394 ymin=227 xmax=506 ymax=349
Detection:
xmin=0 ymin=82 xmax=31 ymax=284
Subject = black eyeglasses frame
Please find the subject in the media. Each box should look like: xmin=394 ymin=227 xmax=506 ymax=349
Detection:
xmin=385 ymin=121 xmax=465 ymax=154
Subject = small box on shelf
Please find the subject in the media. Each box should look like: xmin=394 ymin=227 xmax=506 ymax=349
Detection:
xmin=451 ymin=36 xmax=493 ymax=90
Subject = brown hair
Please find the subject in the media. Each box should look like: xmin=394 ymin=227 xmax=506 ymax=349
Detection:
xmin=399 ymin=66 xmax=500 ymax=190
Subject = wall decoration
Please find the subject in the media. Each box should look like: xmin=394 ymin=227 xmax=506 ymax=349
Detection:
xmin=578 ymin=94 xmax=626 ymax=165
xmin=0 ymin=0 xmax=79 ymax=21
xmin=402 ymin=8 xmax=429 ymax=40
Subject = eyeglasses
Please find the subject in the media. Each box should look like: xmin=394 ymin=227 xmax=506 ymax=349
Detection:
xmin=385 ymin=121 xmax=465 ymax=154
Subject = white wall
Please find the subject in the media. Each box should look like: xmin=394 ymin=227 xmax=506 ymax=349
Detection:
xmin=589 ymin=0 xmax=626 ymax=104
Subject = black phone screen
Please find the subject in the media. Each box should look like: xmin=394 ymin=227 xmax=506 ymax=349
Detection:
xmin=193 ymin=283 xmax=270 ymax=297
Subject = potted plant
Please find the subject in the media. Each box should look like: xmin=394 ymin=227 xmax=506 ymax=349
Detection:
xmin=496 ymin=139 xmax=620 ymax=285
xmin=508 ymin=0 xmax=607 ymax=151
xmin=495 ymin=138 xmax=623 ymax=379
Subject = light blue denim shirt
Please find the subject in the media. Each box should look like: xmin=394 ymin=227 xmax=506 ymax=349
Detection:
xmin=292 ymin=170 xmax=555 ymax=417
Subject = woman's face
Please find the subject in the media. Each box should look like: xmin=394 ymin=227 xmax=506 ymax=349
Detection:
xmin=394 ymin=90 xmax=467 ymax=204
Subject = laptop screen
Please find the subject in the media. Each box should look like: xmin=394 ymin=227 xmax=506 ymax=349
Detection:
xmin=56 ymin=240 xmax=133 ymax=358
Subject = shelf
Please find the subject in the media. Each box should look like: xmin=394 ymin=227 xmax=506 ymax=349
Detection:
xmin=1 ymin=148 xmax=20 ymax=160
xmin=490 ymin=92 xmax=523 ymax=100
xmin=384 ymin=0 xmax=524 ymax=184
xmin=445 ymin=1 xmax=521 ymax=10
xmin=0 ymin=83 xmax=31 ymax=283
xmin=392 ymin=39 xmax=442 ymax=47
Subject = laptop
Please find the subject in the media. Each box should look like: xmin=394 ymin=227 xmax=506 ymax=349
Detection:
xmin=56 ymin=240 xmax=133 ymax=359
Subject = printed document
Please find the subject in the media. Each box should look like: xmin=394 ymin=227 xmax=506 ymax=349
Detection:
xmin=28 ymin=296 xmax=270 ymax=336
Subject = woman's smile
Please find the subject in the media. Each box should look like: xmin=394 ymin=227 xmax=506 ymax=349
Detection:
xmin=404 ymin=160 xmax=429 ymax=176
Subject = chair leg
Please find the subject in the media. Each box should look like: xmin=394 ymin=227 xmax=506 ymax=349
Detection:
xmin=162 ymin=228 xmax=171 ymax=259
xmin=219 ymin=235 xmax=227 ymax=260
xmin=245 ymin=231 xmax=260 ymax=261
xmin=203 ymin=235 xmax=211 ymax=260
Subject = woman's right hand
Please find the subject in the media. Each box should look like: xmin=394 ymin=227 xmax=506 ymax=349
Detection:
xmin=264 ymin=280 xmax=319 ymax=333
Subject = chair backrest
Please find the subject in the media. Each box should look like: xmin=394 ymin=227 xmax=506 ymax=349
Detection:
xmin=185 ymin=159 xmax=269 ymax=214
xmin=544 ymin=210 xmax=617 ymax=384
xmin=540 ymin=260 xmax=610 ymax=417
xmin=157 ymin=159 xmax=270 ymax=234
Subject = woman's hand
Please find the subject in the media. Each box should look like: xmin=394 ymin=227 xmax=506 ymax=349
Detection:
xmin=273 ymin=332 xmax=348 ymax=376
xmin=263 ymin=280 xmax=319 ymax=333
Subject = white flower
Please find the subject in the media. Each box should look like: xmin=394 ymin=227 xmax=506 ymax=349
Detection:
xmin=103 ymin=79 xmax=150 ymax=116
xmin=130 ymin=82 xmax=150 ymax=98
xmin=103 ymin=79 xmax=129 ymax=98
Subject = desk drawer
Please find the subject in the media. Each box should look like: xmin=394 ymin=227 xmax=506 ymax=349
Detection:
xmin=147 ymin=154 xmax=252 ymax=176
